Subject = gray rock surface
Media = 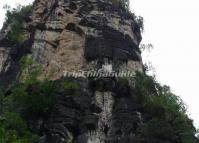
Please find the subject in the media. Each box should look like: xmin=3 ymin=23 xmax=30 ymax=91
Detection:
xmin=36 ymin=78 xmax=146 ymax=143
xmin=0 ymin=0 xmax=146 ymax=143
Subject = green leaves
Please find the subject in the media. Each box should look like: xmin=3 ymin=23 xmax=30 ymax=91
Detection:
xmin=110 ymin=0 xmax=144 ymax=32
xmin=20 ymin=56 xmax=34 ymax=70
xmin=134 ymin=72 xmax=197 ymax=142
xmin=59 ymin=80 xmax=80 ymax=91
xmin=5 ymin=5 xmax=32 ymax=24
xmin=0 ymin=88 xmax=33 ymax=143
xmin=0 ymin=79 xmax=59 ymax=143
xmin=134 ymin=16 xmax=144 ymax=32
xmin=10 ymin=81 xmax=57 ymax=117
xmin=19 ymin=56 xmax=42 ymax=85
xmin=5 ymin=4 xmax=32 ymax=45
xmin=7 ymin=21 xmax=25 ymax=45
xmin=111 ymin=0 xmax=130 ymax=9
xmin=0 ymin=111 xmax=39 ymax=143
xmin=133 ymin=72 xmax=157 ymax=103
xmin=138 ymin=118 xmax=174 ymax=139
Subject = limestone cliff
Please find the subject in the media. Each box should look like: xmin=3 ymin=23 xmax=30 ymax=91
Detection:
xmin=0 ymin=0 xmax=197 ymax=143
xmin=0 ymin=0 xmax=143 ymax=87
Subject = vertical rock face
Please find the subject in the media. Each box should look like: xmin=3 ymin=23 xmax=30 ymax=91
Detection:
xmin=38 ymin=78 xmax=144 ymax=143
xmin=31 ymin=0 xmax=142 ymax=78
xmin=0 ymin=0 xmax=143 ymax=81
xmin=0 ymin=0 xmax=146 ymax=143
xmin=0 ymin=44 xmax=21 ymax=88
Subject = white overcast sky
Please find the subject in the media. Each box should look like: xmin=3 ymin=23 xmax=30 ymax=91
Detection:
xmin=0 ymin=0 xmax=199 ymax=128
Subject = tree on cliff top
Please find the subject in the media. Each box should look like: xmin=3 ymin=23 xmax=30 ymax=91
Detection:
xmin=111 ymin=0 xmax=130 ymax=9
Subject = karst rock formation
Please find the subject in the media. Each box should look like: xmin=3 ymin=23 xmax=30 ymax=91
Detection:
xmin=0 ymin=0 xmax=197 ymax=143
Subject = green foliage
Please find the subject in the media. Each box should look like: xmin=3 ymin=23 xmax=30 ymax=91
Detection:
xmin=20 ymin=56 xmax=34 ymax=70
xmin=10 ymin=81 xmax=57 ymax=117
xmin=57 ymin=79 xmax=81 ymax=97
xmin=5 ymin=5 xmax=32 ymax=24
xmin=4 ymin=5 xmax=32 ymax=45
xmin=0 ymin=111 xmax=39 ymax=143
xmin=20 ymin=56 xmax=42 ymax=85
xmin=134 ymin=16 xmax=144 ymax=32
xmin=133 ymin=72 xmax=196 ymax=142
xmin=110 ymin=0 xmax=144 ymax=32
xmin=24 ymin=81 xmax=57 ymax=116
xmin=144 ymin=85 xmax=187 ymax=117
xmin=2 ymin=112 xmax=28 ymax=135
xmin=0 ymin=95 xmax=39 ymax=143
xmin=111 ymin=0 xmax=130 ymax=9
xmin=138 ymin=118 xmax=174 ymax=139
xmin=0 ymin=79 xmax=59 ymax=143
xmin=7 ymin=21 xmax=25 ymax=45
xmin=181 ymin=135 xmax=198 ymax=143
xmin=133 ymin=72 xmax=157 ymax=103
xmin=0 ymin=78 xmax=82 ymax=143
xmin=59 ymin=79 xmax=80 ymax=91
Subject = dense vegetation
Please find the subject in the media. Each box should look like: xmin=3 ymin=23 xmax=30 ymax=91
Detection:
xmin=111 ymin=0 xmax=130 ymax=9
xmin=4 ymin=5 xmax=32 ymax=45
xmin=110 ymin=0 xmax=144 ymax=31
xmin=0 ymin=64 xmax=80 ymax=143
xmin=0 ymin=71 xmax=197 ymax=143
xmin=133 ymin=72 xmax=197 ymax=143
xmin=0 ymin=51 xmax=80 ymax=143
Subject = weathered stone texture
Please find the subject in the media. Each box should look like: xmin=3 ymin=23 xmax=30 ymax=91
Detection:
xmin=0 ymin=0 xmax=145 ymax=143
